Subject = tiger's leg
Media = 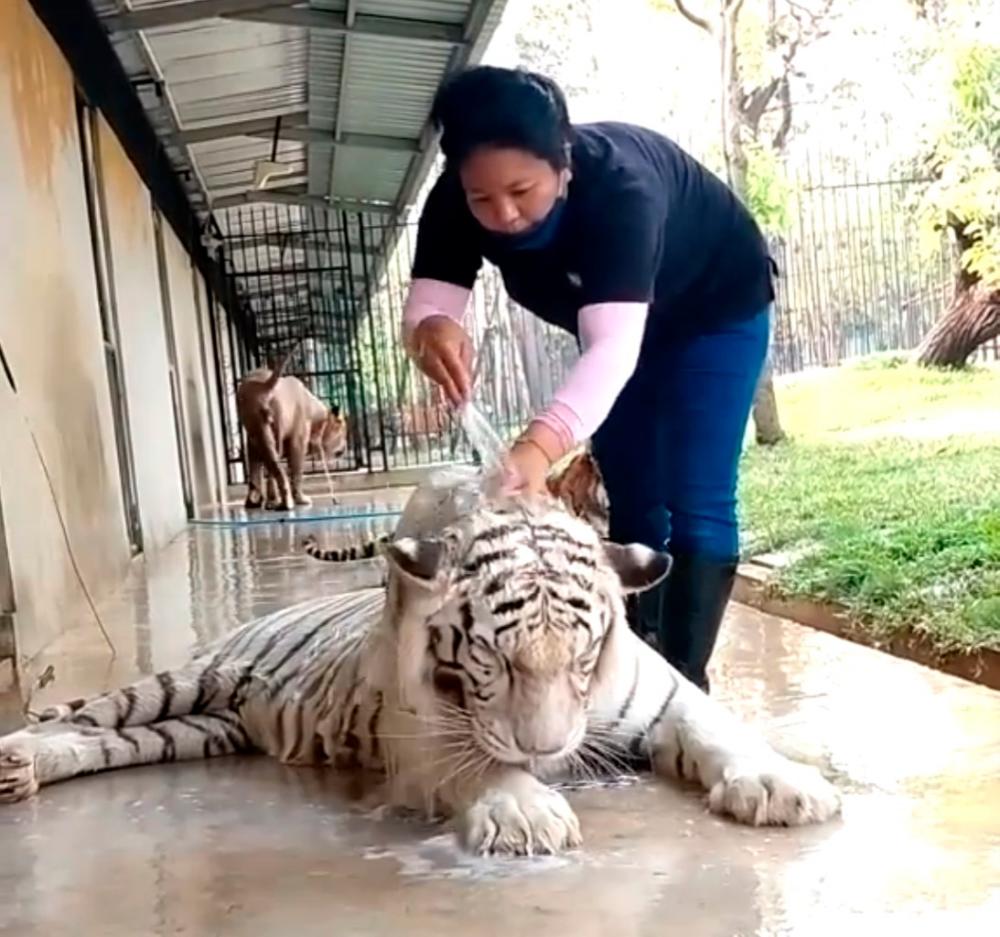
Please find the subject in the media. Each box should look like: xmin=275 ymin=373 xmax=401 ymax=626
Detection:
xmin=245 ymin=440 xmax=266 ymax=509
xmin=0 ymin=712 xmax=252 ymax=802
xmin=259 ymin=426 xmax=292 ymax=511
xmin=288 ymin=433 xmax=311 ymax=507
xmin=593 ymin=636 xmax=841 ymax=827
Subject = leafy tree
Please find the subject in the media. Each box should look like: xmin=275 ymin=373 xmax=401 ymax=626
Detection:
xmin=914 ymin=41 xmax=1000 ymax=366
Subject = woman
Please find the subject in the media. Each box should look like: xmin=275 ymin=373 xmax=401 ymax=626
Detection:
xmin=402 ymin=66 xmax=774 ymax=691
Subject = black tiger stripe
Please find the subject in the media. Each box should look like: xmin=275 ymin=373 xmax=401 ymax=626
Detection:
xmin=119 ymin=685 xmax=139 ymax=726
xmin=192 ymin=669 xmax=217 ymax=714
xmin=211 ymin=600 xmax=316 ymax=669
xmin=72 ymin=713 xmax=98 ymax=727
xmin=304 ymin=535 xmax=388 ymax=562
xmin=213 ymin=712 xmax=252 ymax=751
xmin=450 ymin=626 xmax=463 ymax=661
xmin=482 ymin=576 xmax=506 ymax=596
xmin=99 ymin=739 xmax=113 ymax=767
xmin=316 ymin=652 xmax=363 ymax=729
xmin=675 ymin=733 xmax=688 ymax=780
xmin=465 ymin=548 xmax=516 ymax=573
xmin=260 ymin=617 xmax=335 ymax=697
xmin=459 ymin=601 xmax=474 ymax=633
xmin=297 ymin=642 xmax=355 ymax=712
xmin=342 ymin=703 xmax=362 ymax=752
xmin=493 ymin=596 xmax=527 ymax=616
xmin=147 ymin=725 xmax=177 ymax=762
xmin=226 ymin=663 xmax=257 ymax=712
xmin=628 ymin=676 xmax=680 ymax=760
xmin=117 ymin=728 xmax=141 ymax=753
xmin=493 ymin=620 xmax=521 ymax=638
xmin=617 ymin=658 xmax=641 ymax=722
xmin=155 ymin=672 xmax=176 ymax=722
xmin=470 ymin=525 xmax=518 ymax=546
xmin=367 ymin=693 xmax=383 ymax=762
xmin=175 ymin=715 xmax=211 ymax=737
xmin=226 ymin=625 xmax=290 ymax=708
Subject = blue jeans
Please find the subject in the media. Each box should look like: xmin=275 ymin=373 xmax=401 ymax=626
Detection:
xmin=591 ymin=307 xmax=771 ymax=562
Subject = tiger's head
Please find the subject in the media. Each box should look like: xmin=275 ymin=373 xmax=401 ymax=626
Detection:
xmin=382 ymin=494 xmax=670 ymax=775
xmin=312 ymin=404 xmax=348 ymax=460
xmin=546 ymin=448 xmax=609 ymax=537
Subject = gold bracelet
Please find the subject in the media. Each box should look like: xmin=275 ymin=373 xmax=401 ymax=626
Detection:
xmin=515 ymin=434 xmax=557 ymax=466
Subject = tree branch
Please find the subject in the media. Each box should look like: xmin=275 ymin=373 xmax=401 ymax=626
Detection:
xmin=771 ymin=77 xmax=793 ymax=151
xmin=672 ymin=0 xmax=713 ymax=33
xmin=741 ymin=77 xmax=782 ymax=131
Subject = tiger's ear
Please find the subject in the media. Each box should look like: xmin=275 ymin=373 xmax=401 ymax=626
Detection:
xmin=384 ymin=537 xmax=448 ymax=588
xmin=603 ymin=543 xmax=672 ymax=594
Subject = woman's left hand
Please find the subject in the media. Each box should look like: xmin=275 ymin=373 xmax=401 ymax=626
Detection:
xmin=500 ymin=423 xmax=565 ymax=495
xmin=502 ymin=440 xmax=552 ymax=495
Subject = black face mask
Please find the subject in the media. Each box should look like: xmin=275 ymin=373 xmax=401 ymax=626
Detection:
xmin=481 ymin=194 xmax=568 ymax=253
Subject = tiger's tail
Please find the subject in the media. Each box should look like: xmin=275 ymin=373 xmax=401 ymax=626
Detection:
xmin=301 ymin=534 xmax=390 ymax=563
xmin=261 ymin=338 xmax=302 ymax=393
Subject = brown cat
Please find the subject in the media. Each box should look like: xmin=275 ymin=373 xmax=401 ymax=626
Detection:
xmin=236 ymin=349 xmax=348 ymax=511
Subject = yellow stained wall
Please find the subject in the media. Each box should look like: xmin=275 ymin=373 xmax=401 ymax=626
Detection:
xmin=0 ymin=0 xmax=220 ymax=680
xmin=96 ymin=117 xmax=188 ymax=551
xmin=160 ymin=224 xmax=225 ymax=510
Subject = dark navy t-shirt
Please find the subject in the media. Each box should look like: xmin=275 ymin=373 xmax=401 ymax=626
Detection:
xmin=411 ymin=121 xmax=775 ymax=345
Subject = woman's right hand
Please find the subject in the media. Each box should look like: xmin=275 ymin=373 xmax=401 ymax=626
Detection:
xmin=408 ymin=315 xmax=474 ymax=407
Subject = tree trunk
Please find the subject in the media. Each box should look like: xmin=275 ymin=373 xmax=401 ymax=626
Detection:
xmin=916 ymin=285 xmax=1000 ymax=368
xmin=751 ymin=359 xmax=786 ymax=445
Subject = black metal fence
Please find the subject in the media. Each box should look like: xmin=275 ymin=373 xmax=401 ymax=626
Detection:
xmin=209 ymin=156 xmax=995 ymax=484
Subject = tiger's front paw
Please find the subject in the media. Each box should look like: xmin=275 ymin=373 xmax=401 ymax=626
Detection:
xmin=461 ymin=777 xmax=582 ymax=856
xmin=0 ymin=744 xmax=38 ymax=804
xmin=708 ymin=758 xmax=841 ymax=827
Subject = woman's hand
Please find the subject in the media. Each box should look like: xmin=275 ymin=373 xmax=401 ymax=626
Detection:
xmin=408 ymin=315 xmax=474 ymax=407
xmin=500 ymin=422 xmax=566 ymax=495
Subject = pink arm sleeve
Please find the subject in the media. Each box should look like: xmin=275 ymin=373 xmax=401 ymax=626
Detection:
xmin=533 ymin=302 xmax=648 ymax=448
xmin=402 ymin=277 xmax=471 ymax=339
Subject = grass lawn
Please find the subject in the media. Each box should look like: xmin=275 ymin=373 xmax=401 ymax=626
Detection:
xmin=739 ymin=355 xmax=1000 ymax=654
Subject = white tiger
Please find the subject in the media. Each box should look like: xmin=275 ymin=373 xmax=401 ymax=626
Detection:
xmin=0 ymin=466 xmax=840 ymax=855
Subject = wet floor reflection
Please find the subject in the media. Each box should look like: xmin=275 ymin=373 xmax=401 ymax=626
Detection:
xmin=2 ymin=488 xmax=998 ymax=936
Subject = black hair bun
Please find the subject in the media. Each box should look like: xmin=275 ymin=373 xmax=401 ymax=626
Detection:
xmin=430 ymin=66 xmax=573 ymax=170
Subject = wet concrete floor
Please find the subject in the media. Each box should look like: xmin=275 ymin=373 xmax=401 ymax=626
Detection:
xmin=1 ymin=490 xmax=998 ymax=936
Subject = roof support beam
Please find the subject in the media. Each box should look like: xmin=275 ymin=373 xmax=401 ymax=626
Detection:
xmin=102 ymin=1 xmax=298 ymax=31
xmin=176 ymin=110 xmax=309 ymax=144
xmin=212 ymin=190 xmax=395 ymax=215
xmin=252 ymin=128 xmax=419 ymax=151
xmin=229 ymin=8 xmax=465 ymax=46
xmin=175 ymin=118 xmax=418 ymax=152
xmin=104 ymin=1 xmax=466 ymax=47
xmin=327 ymin=0 xmax=358 ymax=197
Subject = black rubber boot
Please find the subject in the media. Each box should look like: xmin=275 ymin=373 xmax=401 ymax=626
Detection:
xmin=627 ymin=553 xmax=737 ymax=692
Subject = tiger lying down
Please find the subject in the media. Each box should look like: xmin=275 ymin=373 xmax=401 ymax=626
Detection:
xmin=0 ymin=466 xmax=840 ymax=856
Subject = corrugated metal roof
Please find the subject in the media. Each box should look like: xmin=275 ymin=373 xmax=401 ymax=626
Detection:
xmin=91 ymin=0 xmax=510 ymax=222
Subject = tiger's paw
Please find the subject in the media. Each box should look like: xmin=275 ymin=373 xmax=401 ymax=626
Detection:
xmin=0 ymin=744 xmax=38 ymax=804
xmin=708 ymin=758 xmax=841 ymax=827
xmin=293 ymin=493 xmax=312 ymax=507
xmin=461 ymin=777 xmax=582 ymax=856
